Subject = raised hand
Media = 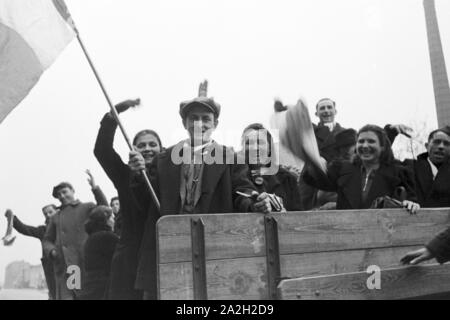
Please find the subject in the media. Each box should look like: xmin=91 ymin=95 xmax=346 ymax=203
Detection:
xmin=390 ymin=124 xmax=413 ymax=138
xmin=198 ymin=80 xmax=208 ymax=97
xmin=86 ymin=169 xmax=97 ymax=189
xmin=4 ymin=209 xmax=13 ymax=219
xmin=114 ymin=98 xmax=141 ymax=114
xmin=128 ymin=151 xmax=146 ymax=172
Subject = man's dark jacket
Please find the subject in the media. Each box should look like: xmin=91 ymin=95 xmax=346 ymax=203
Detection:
xmin=402 ymin=153 xmax=450 ymax=208
xmin=131 ymin=141 xmax=257 ymax=297
xmin=313 ymin=122 xmax=345 ymax=162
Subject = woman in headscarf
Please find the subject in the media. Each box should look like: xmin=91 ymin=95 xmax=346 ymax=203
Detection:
xmin=79 ymin=206 xmax=118 ymax=300
xmin=239 ymin=123 xmax=302 ymax=212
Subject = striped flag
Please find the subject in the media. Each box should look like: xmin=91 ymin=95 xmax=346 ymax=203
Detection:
xmin=0 ymin=0 xmax=75 ymax=124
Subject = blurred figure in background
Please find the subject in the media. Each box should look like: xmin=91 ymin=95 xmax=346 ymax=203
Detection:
xmin=5 ymin=205 xmax=58 ymax=299
xmin=109 ymin=196 xmax=121 ymax=236
xmin=79 ymin=205 xmax=118 ymax=300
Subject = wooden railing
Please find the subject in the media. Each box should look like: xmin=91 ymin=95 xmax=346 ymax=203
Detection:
xmin=156 ymin=208 xmax=450 ymax=300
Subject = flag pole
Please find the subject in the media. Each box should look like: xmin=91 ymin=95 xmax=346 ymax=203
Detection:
xmin=68 ymin=19 xmax=161 ymax=211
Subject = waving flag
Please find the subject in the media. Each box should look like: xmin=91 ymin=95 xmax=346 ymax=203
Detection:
xmin=0 ymin=0 xmax=75 ymax=124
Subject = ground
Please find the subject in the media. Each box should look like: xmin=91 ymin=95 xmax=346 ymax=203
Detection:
xmin=0 ymin=289 xmax=48 ymax=300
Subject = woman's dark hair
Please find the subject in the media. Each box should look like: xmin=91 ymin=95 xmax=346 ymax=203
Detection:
xmin=110 ymin=196 xmax=119 ymax=206
xmin=85 ymin=206 xmax=113 ymax=235
xmin=355 ymin=124 xmax=394 ymax=165
xmin=241 ymin=123 xmax=274 ymax=159
xmin=132 ymin=129 xmax=163 ymax=149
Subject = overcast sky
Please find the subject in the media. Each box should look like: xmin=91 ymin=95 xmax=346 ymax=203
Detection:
xmin=0 ymin=0 xmax=449 ymax=286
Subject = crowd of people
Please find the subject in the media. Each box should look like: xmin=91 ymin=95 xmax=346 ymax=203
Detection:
xmin=5 ymin=83 xmax=450 ymax=300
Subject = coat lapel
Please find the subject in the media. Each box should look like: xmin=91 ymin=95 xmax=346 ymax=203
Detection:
xmin=197 ymin=142 xmax=227 ymax=212
xmin=314 ymin=123 xmax=330 ymax=145
xmin=415 ymin=155 xmax=434 ymax=198
xmin=337 ymin=163 xmax=362 ymax=209
xmin=367 ymin=165 xmax=400 ymax=203
xmin=158 ymin=146 xmax=181 ymax=215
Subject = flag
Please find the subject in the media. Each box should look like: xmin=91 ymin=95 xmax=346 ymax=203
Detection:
xmin=270 ymin=99 xmax=327 ymax=173
xmin=0 ymin=0 xmax=75 ymax=124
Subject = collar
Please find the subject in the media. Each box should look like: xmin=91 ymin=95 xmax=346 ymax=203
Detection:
xmin=360 ymin=164 xmax=379 ymax=176
xmin=60 ymin=199 xmax=81 ymax=209
xmin=183 ymin=139 xmax=214 ymax=155
xmin=323 ymin=122 xmax=336 ymax=131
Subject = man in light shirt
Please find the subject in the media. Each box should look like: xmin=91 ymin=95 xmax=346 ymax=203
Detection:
xmin=313 ymin=98 xmax=346 ymax=161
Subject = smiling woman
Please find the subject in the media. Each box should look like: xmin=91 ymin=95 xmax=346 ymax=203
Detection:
xmin=303 ymin=124 xmax=420 ymax=213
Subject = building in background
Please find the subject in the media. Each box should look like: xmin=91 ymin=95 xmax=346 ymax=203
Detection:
xmin=423 ymin=0 xmax=450 ymax=127
xmin=4 ymin=261 xmax=46 ymax=290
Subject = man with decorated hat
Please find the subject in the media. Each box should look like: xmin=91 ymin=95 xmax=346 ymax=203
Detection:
xmin=128 ymin=81 xmax=272 ymax=299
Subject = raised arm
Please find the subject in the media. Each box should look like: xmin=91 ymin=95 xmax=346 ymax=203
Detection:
xmin=12 ymin=215 xmax=46 ymax=240
xmin=302 ymin=160 xmax=337 ymax=192
xmin=94 ymin=100 xmax=140 ymax=186
xmin=94 ymin=113 xmax=128 ymax=187
xmin=86 ymin=169 xmax=109 ymax=206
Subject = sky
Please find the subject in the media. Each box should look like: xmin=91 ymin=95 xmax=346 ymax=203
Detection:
xmin=0 ymin=0 xmax=449 ymax=286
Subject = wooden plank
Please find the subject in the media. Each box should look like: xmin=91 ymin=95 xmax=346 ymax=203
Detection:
xmin=157 ymin=209 xmax=450 ymax=299
xmin=158 ymin=246 xmax=430 ymax=300
xmin=280 ymin=245 xmax=432 ymax=279
xmin=278 ymin=264 xmax=450 ymax=300
xmin=159 ymin=257 xmax=268 ymax=300
xmin=157 ymin=213 xmax=266 ymax=263
xmin=277 ymin=208 xmax=450 ymax=254
xmin=157 ymin=209 xmax=450 ymax=264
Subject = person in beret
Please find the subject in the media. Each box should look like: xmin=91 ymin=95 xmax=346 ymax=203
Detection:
xmin=129 ymin=87 xmax=272 ymax=299
xmin=42 ymin=172 xmax=108 ymax=300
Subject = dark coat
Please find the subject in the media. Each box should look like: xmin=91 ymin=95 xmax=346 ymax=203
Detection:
xmin=94 ymin=113 xmax=146 ymax=300
xmin=303 ymin=160 xmax=417 ymax=210
xmin=12 ymin=217 xmax=56 ymax=300
xmin=131 ymin=141 xmax=257 ymax=296
xmin=250 ymin=166 xmax=303 ymax=211
xmin=402 ymin=153 xmax=450 ymax=208
xmin=313 ymin=122 xmax=345 ymax=162
xmin=427 ymin=227 xmax=450 ymax=264
xmin=79 ymin=230 xmax=119 ymax=300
